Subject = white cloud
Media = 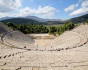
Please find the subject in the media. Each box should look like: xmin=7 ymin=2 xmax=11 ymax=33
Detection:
xmin=0 ymin=0 xmax=22 ymax=12
xmin=70 ymin=0 xmax=88 ymax=16
xmin=70 ymin=8 xmax=88 ymax=16
xmin=0 ymin=12 xmax=9 ymax=17
xmin=18 ymin=6 xmax=59 ymax=18
xmin=19 ymin=7 xmax=36 ymax=16
xmin=81 ymin=0 xmax=88 ymax=8
xmin=64 ymin=4 xmax=78 ymax=12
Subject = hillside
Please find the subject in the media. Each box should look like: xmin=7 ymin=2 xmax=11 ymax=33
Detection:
xmin=0 ymin=18 xmax=64 ymax=25
xmin=66 ymin=14 xmax=88 ymax=23
xmin=0 ymin=15 xmax=64 ymax=25
xmin=0 ymin=18 xmax=47 ymax=25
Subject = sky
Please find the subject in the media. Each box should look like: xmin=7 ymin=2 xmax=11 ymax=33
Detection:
xmin=0 ymin=0 xmax=88 ymax=20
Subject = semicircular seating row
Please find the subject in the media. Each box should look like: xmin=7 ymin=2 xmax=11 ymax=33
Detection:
xmin=3 ymin=31 xmax=37 ymax=50
xmin=52 ymin=25 xmax=88 ymax=48
xmin=0 ymin=22 xmax=88 ymax=51
xmin=0 ymin=22 xmax=37 ymax=50
xmin=49 ymin=25 xmax=88 ymax=50
xmin=37 ymin=25 xmax=88 ymax=51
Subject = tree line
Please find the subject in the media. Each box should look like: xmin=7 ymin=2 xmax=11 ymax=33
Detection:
xmin=5 ymin=22 xmax=75 ymax=35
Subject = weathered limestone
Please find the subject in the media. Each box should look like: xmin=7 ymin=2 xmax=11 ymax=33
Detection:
xmin=0 ymin=23 xmax=88 ymax=70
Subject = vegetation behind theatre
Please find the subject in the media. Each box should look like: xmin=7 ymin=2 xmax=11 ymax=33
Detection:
xmin=5 ymin=22 xmax=75 ymax=36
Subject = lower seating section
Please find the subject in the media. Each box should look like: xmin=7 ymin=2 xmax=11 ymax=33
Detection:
xmin=1 ymin=46 xmax=88 ymax=70
xmin=0 ymin=44 xmax=28 ymax=70
xmin=0 ymin=44 xmax=27 ymax=59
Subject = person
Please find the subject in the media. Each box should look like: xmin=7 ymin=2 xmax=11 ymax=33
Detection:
xmin=24 ymin=46 xmax=26 ymax=48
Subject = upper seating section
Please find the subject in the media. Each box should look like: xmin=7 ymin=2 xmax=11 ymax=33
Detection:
xmin=50 ymin=31 xmax=80 ymax=49
xmin=0 ymin=22 xmax=12 ymax=33
xmin=73 ymin=25 xmax=88 ymax=38
xmin=4 ymin=31 xmax=36 ymax=49
xmin=0 ymin=22 xmax=36 ymax=49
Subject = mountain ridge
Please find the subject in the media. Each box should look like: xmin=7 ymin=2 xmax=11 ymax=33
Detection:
xmin=0 ymin=14 xmax=88 ymax=25
xmin=0 ymin=15 xmax=62 ymax=22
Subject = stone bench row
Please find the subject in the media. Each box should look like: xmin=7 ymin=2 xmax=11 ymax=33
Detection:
xmin=0 ymin=51 xmax=27 ymax=59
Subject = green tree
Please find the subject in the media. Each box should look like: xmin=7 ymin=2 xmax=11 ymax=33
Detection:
xmin=86 ymin=19 xmax=88 ymax=24
xmin=5 ymin=22 xmax=17 ymax=30
xmin=48 ymin=27 xmax=52 ymax=34
xmin=67 ymin=22 xmax=74 ymax=30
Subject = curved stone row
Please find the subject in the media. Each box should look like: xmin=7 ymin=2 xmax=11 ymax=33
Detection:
xmin=3 ymin=31 xmax=37 ymax=49
xmin=0 ymin=30 xmax=37 ymax=51
xmin=0 ymin=23 xmax=88 ymax=52
xmin=0 ymin=22 xmax=36 ymax=50
xmin=2 ymin=31 xmax=87 ymax=52
xmin=32 ymin=30 xmax=88 ymax=51
xmin=0 ymin=50 xmax=27 ymax=60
